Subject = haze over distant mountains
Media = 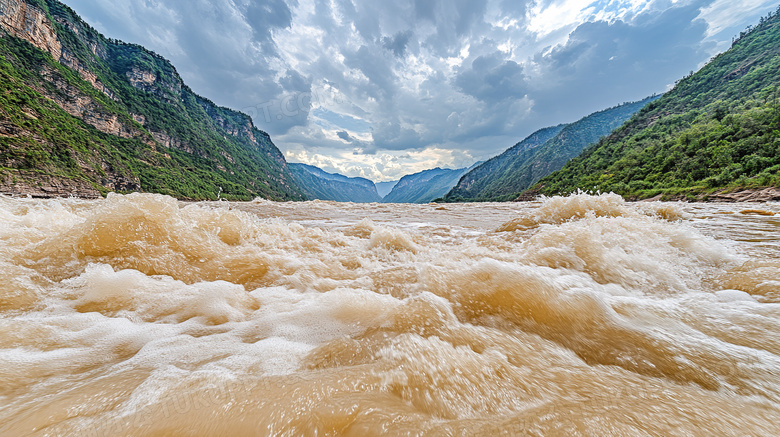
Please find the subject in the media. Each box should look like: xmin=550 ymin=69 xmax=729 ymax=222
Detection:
xmin=382 ymin=165 xmax=478 ymax=204
xmin=289 ymin=164 xmax=381 ymax=203
xmin=289 ymin=163 xmax=474 ymax=204
xmin=294 ymin=95 xmax=658 ymax=205
xmin=374 ymin=180 xmax=399 ymax=198
xmin=1 ymin=0 xmax=778 ymax=204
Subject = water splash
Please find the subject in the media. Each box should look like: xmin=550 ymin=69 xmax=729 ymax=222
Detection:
xmin=0 ymin=193 xmax=778 ymax=436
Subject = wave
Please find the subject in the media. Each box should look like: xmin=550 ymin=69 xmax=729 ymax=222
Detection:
xmin=0 ymin=192 xmax=778 ymax=435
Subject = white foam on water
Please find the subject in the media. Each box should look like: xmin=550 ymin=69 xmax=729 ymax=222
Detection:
xmin=0 ymin=193 xmax=778 ymax=436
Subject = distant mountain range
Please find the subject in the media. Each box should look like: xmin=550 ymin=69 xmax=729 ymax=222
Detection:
xmin=2 ymin=0 xmax=778 ymax=203
xmin=442 ymin=96 xmax=658 ymax=202
xmin=290 ymin=163 xmax=475 ymax=204
xmin=383 ymin=165 xmax=477 ymax=204
xmin=289 ymin=163 xmax=382 ymax=203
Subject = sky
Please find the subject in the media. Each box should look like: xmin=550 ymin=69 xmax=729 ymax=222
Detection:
xmin=64 ymin=0 xmax=779 ymax=182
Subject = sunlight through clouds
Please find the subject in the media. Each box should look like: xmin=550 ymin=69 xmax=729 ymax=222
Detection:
xmin=699 ymin=0 xmax=778 ymax=37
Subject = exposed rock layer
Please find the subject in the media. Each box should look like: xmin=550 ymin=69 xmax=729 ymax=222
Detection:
xmin=0 ymin=0 xmax=303 ymax=200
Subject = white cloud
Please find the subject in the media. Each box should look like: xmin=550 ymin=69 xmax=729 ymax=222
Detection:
xmin=65 ymin=0 xmax=777 ymax=182
xmin=285 ymin=146 xmax=475 ymax=181
xmin=527 ymin=0 xmax=597 ymax=37
xmin=698 ymin=0 xmax=777 ymax=37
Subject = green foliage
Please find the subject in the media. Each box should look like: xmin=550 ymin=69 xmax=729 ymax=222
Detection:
xmin=443 ymin=97 xmax=657 ymax=202
xmin=0 ymin=0 xmax=304 ymax=201
xmin=535 ymin=9 xmax=780 ymax=198
xmin=441 ymin=125 xmax=564 ymax=202
xmin=26 ymin=0 xmax=49 ymax=12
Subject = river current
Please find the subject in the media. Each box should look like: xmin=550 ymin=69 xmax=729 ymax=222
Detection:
xmin=0 ymin=192 xmax=778 ymax=436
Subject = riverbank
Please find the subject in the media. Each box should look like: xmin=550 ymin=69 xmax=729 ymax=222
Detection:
xmin=0 ymin=171 xmax=102 ymax=199
xmin=515 ymin=186 xmax=780 ymax=203
xmin=3 ymin=178 xmax=779 ymax=203
xmin=640 ymin=187 xmax=780 ymax=203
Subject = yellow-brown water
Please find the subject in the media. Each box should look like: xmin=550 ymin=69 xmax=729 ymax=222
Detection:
xmin=1 ymin=192 xmax=779 ymax=436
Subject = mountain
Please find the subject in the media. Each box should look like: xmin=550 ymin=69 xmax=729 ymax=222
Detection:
xmin=531 ymin=7 xmax=780 ymax=200
xmin=443 ymin=96 xmax=658 ymax=202
xmin=441 ymin=125 xmax=564 ymax=202
xmin=383 ymin=166 xmax=475 ymax=204
xmin=0 ymin=0 xmax=304 ymax=201
xmin=375 ymin=180 xmax=399 ymax=198
xmin=289 ymin=163 xmax=382 ymax=203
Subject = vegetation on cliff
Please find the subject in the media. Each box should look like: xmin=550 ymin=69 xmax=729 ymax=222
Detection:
xmin=443 ymin=97 xmax=657 ymax=202
xmin=439 ymin=125 xmax=564 ymax=203
xmin=531 ymin=7 xmax=780 ymax=200
xmin=0 ymin=0 xmax=304 ymax=200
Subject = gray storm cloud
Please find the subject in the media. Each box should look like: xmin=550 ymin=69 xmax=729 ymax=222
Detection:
xmin=65 ymin=0 xmax=777 ymax=180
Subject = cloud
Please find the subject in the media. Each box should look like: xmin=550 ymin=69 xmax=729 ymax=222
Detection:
xmin=343 ymin=45 xmax=399 ymax=100
xmin=64 ymin=0 xmax=779 ymax=182
xmin=525 ymin=4 xmax=716 ymax=121
xmin=244 ymin=0 xmax=294 ymax=45
xmin=455 ymin=53 xmax=527 ymax=102
xmin=698 ymin=0 xmax=778 ymax=37
xmin=382 ymin=30 xmax=413 ymax=57
xmin=336 ymin=131 xmax=354 ymax=142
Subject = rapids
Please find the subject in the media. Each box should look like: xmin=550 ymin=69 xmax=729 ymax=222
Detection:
xmin=0 ymin=192 xmax=778 ymax=436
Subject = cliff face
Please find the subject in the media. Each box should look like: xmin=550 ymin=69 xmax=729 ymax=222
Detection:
xmin=38 ymin=64 xmax=144 ymax=140
xmin=0 ymin=0 xmax=61 ymax=59
xmin=1 ymin=0 xmax=116 ymax=100
xmin=0 ymin=0 xmax=304 ymax=200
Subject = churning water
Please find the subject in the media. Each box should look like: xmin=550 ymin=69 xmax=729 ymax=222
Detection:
xmin=0 ymin=192 xmax=778 ymax=436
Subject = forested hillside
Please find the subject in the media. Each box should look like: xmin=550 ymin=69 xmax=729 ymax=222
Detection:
xmin=532 ymin=7 xmax=780 ymax=200
xmin=443 ymin=97 xmax=656 ymax=202
xmin=0 ymin=0 xmax=304 ymax=200
xmin=442 ymin=125 xmax=564 ymax=202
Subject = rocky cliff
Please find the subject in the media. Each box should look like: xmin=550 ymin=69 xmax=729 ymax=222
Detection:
xmin=0 ymin=0 xmax=304 ymax=200
xmin=0 ymin=0 xmax=61 ymax=58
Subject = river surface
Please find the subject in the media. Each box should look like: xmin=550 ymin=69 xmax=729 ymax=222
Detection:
xmin=0 ymin=192 xmax=778 ymax=436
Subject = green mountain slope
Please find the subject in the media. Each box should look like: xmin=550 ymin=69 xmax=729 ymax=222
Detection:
xmin=383 ymin=166 xmax=474 ymax=204
xmin=442 ymin=125 xmax=564 ymax=202
xmin=532 ymin=7 xmax=780 ymax=200
xmin=0 ymin=0 xmax=304 ymax=200
xmin=289 ymin=163 xmax=382 ymax=203
xmin=443 ymin=97 xmax=657 ymax=202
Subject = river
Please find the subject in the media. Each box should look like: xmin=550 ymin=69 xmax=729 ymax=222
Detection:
xmin=0 ymin=192 xmax=778 ymax=436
